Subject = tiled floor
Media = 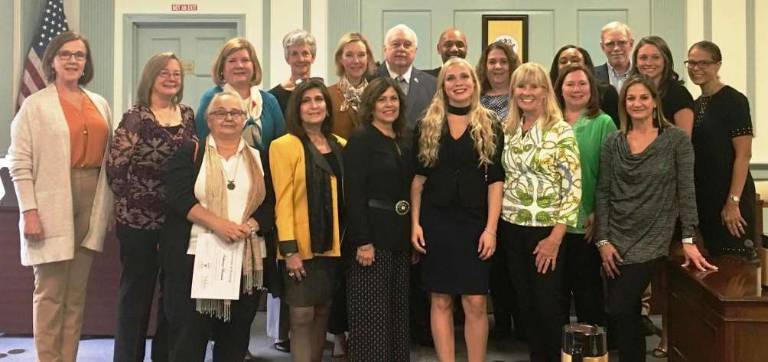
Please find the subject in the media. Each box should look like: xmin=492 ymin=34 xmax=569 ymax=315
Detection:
xmin=0 ymin=313 xmax=666 ymax=361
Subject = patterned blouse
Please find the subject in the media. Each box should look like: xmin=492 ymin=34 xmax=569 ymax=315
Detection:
xmin=107 ymin=104 xmax=197 ymax=230
xmin=501 ymin=120 xmax=581 ymax=227
xmin=480 ymin=94 xmax=510 ymax=121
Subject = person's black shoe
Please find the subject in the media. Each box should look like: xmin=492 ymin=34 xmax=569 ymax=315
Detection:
xmin=641 ymin=316 xmax=661 ymax=336
xmin=274 ymin=339 xmax=291 ymax=353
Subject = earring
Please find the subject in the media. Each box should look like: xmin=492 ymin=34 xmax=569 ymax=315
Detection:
xmin=652 ymin=107 xmax=658 ymax=119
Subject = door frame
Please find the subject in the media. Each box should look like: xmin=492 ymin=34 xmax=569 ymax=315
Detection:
xmin=122 ymin=14 xmax=245 ymax=109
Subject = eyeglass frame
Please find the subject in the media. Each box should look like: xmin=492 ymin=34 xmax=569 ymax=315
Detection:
xmin=56 ymin=50 xmax=87 ymax=61
xmin=683 ymin=59 xmax=719 ymax=69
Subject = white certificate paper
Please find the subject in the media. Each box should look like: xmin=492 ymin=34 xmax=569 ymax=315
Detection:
xmin=191 ymin=232 xmax=243 ymax=300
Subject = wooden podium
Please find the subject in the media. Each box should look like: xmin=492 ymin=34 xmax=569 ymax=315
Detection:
xmin=667 ymin=256 xmax=768 ymax=362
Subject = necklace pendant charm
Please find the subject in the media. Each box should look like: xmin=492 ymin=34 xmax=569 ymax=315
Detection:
xmin=227 ymin=180 xmax=235 ymax=190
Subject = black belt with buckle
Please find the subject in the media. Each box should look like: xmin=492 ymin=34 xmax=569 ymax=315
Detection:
xmin=368 ymin=199 xmax=410 ymax=216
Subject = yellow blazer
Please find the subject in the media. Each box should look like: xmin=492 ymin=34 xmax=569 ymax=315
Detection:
xmin=269 ymin=133 xmax=346 ymax=260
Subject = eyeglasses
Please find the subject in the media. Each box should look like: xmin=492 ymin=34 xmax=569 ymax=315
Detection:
xmin=209 ymin=110 xmax=246 ymax=119
xmin=158 ymin=69 xmax=182 ymax=79
xmin=56 ymin=50 xmax=87 ymax=61
xmin=684 ymin=60 xmax=718 ymax=68
xmin=603 ymin=40 xmax=628 ymax=49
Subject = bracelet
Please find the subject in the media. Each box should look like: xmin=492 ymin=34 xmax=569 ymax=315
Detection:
xmin=483 ymin=229 xmax=497 ymax=238
xmin=284 ymin=252 xmax=295 ymax=258
xmin=595 ymin=240 xmax=611 ymax=249
xmin=682 ymin=237 xmax=694 ymax=245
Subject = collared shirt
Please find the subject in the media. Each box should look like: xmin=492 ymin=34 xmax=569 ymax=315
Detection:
xmin=386 ymin=62 xmax=413 ymax=84
xmin=501 ymin=119 xmax=582 ymax=227
xmin=607 ymin=61 xmax=632 ymax=91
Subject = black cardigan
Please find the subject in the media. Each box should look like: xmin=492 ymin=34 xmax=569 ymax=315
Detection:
xmin=160 ymin=140 xmax=278 ymax=291
xmin=344 ymin=124 xmax=413 ymax=251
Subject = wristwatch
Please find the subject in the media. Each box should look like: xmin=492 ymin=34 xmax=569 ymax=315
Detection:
xmin=728 ymin=194 xmax=741 ymax=203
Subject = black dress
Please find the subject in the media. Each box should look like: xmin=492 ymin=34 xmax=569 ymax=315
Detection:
xmin=268 ymin=84 xmax=292 ymax=115
xmin=415 ymin=122 xmax=504 ymax=295
xmin=692 ymin=85 xmax=756 ymax=255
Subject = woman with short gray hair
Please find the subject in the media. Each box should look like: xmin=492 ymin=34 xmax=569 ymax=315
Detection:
xmin=270 ymin=29 xmax=318 ymax=113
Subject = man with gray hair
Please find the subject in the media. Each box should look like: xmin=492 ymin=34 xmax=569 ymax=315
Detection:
xmin=377 ymin=24 xmax=436 ymax=143
xmin=594 ymin=21 xmax=634 ymax=90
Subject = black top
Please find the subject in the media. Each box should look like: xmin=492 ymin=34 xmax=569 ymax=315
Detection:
xmin=597 ymin=82 xmax=620 ymax=128
xmin=660 ymin=79 xmax=694 ymax=122
xmin=323 ymin=152 xmax=345 ymax=212
xmin=161 ymin=140 xmax=278 ymax=289
xmin=344 ymin=124 xmax=413 ymax=250
xmin=425 ymin=66 xmax=442 ymax=77
xmin=414 ymin=121 xmax=504 ymax=210
xmin=269 ymin=84 xmax=292 ymax=115
xmin=692 ymin=85 xmax=755 ymax=223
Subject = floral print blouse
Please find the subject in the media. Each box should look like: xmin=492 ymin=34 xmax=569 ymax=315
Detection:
xmin=501 ymin=119 xmax=581 ymax=227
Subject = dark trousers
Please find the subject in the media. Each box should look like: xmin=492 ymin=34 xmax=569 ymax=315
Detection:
xmin=328 ymin=262 xmax=348 ymax=335
xmin=489 ymin=237 xmax=522 ymax=333
xmin=409 ymin=260 xmax=431 ymax=340
xmin=114 ymin=225 xmax=168 ymax=362
xmin=561 ymin=233 xmax=605 ymax=326
xmin=347 ymin=249 xmax=410 ymax=362
xmin=500 ymin=221 xmax=568 ymax=362
xmin=164 ymin=253 xmax=260 ymax=362
xmin=606 ymin=258 xmax=661 ymax=362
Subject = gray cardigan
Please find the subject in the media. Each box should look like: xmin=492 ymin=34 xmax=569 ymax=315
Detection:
xmin=595 ymin=127 xmax=698 ymax=264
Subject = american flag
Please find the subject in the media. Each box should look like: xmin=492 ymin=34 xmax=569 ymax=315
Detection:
xmin=16 ymin=0 xmax=69 ymax=111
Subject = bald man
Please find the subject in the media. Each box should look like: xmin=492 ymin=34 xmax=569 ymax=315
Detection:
xmin=426 ymin=28 xmax=468 ymax=77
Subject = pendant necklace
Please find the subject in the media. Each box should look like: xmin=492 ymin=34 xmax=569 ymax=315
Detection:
xmin=223 ymin=152 xmax=242 ymax=190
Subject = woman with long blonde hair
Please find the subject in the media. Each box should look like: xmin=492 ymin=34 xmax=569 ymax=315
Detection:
xmin=499 ymin=62 xmax=582 ymax=362
xmin=410 ymin=57 xmax=503 ymax=362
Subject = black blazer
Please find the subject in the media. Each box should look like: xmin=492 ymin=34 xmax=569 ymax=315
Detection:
xmin=344 ymin=124 xmax=413 ymax=251
xmin=161 ymin=140 xmax=278 ymax=291
xmin=376 ymin=62 xmax=437 ymax=142
xmin=598 ymin=82 xmax=620 ymax=128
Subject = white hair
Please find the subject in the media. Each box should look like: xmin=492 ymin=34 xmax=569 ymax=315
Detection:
xmin=384 ymin=24 xmax=418 ymax=47
xmin=600 ymin=21 xmax=633 ymax=40
xmin=282 ymin=29 xmax=317 ymax=59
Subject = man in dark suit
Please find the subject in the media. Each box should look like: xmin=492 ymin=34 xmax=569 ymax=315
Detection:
xmin=594 ymin=21 xmax=634 ymax=91
xmin=377 ymin=24 xmax=437 ymax=144
xmin=425 ymin=28 xmax=468 ymax=77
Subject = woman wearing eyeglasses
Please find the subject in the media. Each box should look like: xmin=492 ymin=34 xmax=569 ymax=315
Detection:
xmin=687 ymin=41 xmax=756 ymax=257
xmin=8 ymin=31 xmax=113 ymax=362
xmin=162 ymin=92 xmax=275 ymax=361
xmin=106 ymin=52 xmax=197 ymax=361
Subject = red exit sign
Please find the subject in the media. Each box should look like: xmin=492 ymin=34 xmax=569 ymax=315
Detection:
xmin=171 ymin=4 xmax=198 ymax=11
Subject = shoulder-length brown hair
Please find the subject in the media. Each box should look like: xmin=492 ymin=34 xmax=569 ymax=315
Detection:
xmin=476 ymin=41 xmax=520 ymax=95
xmin=285 ymin=78 xmax=334 ymax=138
xmin=554 ymin=64 xmax=601 ymax=118
xmin=618 ymin=75 xmax=672 ymax=133
xmin=135 ymin=52 xmax=184 ymax=107
xmin=333 ymin=32 xmax=376 ymax=77
xmin=211 ymin=37 xmax=263 ymax=86
xmin=42 ymin=31 xmax=94 ymax=85
xmin=358 ymin=77 xmax=406 ymax=137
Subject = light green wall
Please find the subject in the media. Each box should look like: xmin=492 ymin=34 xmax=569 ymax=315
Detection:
xmin=0 ymin=0 xmax=13 ymax=157
xmin=327 ymin=0 xmax=688 ymax=82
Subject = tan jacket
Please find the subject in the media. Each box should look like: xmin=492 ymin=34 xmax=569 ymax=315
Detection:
xmin=8 ymin=84 xmax=114 ymax=266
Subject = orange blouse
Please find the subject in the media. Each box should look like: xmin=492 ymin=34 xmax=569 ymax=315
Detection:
xmin=60 ymin=93 xmax=109 ymax=168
